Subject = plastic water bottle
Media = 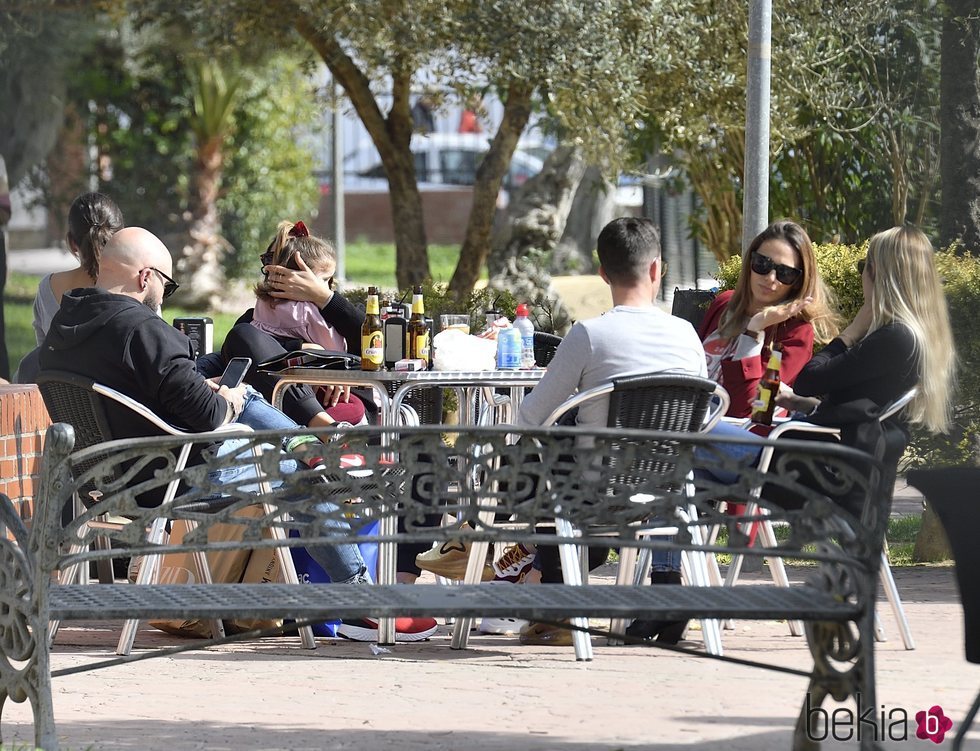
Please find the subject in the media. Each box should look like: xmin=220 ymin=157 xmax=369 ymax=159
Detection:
xmin=496 ymin=327 xmax=522 ymax=370
xmin=513 ymin=303 xmax=535 ymax=369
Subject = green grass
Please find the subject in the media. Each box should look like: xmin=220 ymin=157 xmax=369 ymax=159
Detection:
xmin=606 ymin=514 xmax=931 ymax=569
xmin=4 ymin=273 xmax=242 ymax=375
xmin=342 ymin=242 xmax=467 ymax=287
xmin=707 ymin=514 xmax=928 ymax=567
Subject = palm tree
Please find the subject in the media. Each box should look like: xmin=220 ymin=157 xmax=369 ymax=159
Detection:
xmin=173 ymin=58 xmax=242 ymax=307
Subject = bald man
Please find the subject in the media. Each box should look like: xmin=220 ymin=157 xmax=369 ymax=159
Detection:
xmin=40 ymin=227 xmax=245 ymax=435
xmin=37 ymin=229 xmax=409 ymax=630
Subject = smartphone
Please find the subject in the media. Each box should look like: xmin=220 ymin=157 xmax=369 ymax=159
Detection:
xmin=218 ymin=357 xmax=252 ymax=389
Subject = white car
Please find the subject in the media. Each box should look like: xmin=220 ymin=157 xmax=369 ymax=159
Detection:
xmin=338 ymin=132 xmax=546 ymax=194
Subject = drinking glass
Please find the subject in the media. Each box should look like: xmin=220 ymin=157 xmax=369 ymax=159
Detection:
xmin=439 ymin=314 xmax=471 ymax=335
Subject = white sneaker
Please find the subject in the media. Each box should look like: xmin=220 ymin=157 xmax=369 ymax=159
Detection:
xmin=477 ymin=616 xmax=528 ymax=635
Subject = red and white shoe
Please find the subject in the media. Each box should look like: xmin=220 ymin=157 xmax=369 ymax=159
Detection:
xmin=337 ymin=617 xmax=438 ymax=642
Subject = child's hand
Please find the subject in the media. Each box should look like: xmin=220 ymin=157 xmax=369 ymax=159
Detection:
xmin=319 ymin=384 xmax=351 ymax=408
xmin=266 ymin=252 xmax=333 ymax=308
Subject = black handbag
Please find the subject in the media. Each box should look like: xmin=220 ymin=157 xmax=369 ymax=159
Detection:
xmin=670 ymin=288 xmax=717 ymax=330
xmin=257 ymin=349 xmax=361 ymax=372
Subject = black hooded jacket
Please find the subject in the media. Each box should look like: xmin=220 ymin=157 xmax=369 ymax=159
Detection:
xmin=39 ymin=287 xmax=231 ymax=441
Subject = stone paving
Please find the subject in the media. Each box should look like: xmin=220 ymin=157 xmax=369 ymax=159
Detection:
xmin=2 ymin=564 xmax=975 ymax=751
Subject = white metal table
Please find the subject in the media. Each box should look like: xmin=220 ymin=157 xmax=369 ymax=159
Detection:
xmin=268 ymin=367 xmax=546 ymax=644
xmin=270 ymin=368 xmax=544 ymax=427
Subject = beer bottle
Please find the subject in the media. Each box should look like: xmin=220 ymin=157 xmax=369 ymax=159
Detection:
xmin=407 ymin=284 xmax=430 ymax=367
xmin=361 ymin=286 xmax=384 ymax=371
xmin=750 ymin=344 xmax=782 ymax=426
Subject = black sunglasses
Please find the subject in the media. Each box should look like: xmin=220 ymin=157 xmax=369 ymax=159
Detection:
xmin=148 ymin=267 xmax=180 ymax=299
xmin=857 ymin=258 xmax=868 ymax=275
xmin=750 ymin=251 xmax=803 ymax=286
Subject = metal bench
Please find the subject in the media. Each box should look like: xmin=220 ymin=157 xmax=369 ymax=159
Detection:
xmin=1 ymin=422 xmax=889 ymax=750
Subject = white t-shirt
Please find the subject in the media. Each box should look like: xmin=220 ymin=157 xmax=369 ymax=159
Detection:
xmin=517 ymin=305 xmax=708 ymax=428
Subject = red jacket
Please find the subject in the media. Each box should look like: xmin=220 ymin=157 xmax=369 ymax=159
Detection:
xmin=698 ymin=290 xmax=814 ymax=418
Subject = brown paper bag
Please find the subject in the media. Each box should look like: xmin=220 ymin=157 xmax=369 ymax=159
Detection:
xmin=223 ymin=545 xmax=284 ymax=634
xmin=148 ymin=505 xmax=267 ymax=638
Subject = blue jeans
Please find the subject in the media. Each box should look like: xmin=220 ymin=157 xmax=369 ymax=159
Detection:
xmin=207 ymin=388 xmax=367 ymax=583
xmin=652 ymin=421 xmax=766 ymax=574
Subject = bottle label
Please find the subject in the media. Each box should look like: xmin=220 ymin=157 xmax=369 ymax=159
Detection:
xmin=362 ymin=330 xmax=384 ymax=365
xmin=414 ymin=333 xmax=430 ymax=361
xmin=497 ymin=330 xmax=522 ymax=369
xmin=752 ymin=387 xmax=771 ymax=414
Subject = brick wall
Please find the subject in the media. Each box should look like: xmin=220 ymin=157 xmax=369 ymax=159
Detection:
xmin=0 ymin=385 xmax=50 ymax=522
xmin=314 ymin=187 xmax=477 ymax=245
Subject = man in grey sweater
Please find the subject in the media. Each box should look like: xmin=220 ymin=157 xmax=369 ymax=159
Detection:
xmin=515 ymin=216 xmax=708 ymax=646
xmin=517 ymin=216 xmax=707 ymax=428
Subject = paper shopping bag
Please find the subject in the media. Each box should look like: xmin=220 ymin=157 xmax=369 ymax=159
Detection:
xmin=148 ymin=504 xmax=267 ymax=638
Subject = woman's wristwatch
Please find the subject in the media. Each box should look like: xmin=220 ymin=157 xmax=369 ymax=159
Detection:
xmin=743 ymin=328 xmax=764 ymax=340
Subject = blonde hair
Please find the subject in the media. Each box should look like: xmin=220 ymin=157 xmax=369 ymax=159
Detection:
xmin=865 ymin=226 xmax=955 ymax=432
xmin=254 ymin=221 xmax=336 ymax=306
xmin=718 ymin=220 xmax=839 ymax=343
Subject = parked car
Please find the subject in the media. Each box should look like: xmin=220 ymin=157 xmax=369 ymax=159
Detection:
xmin=335 ymin=132 xmax=546 ymax=197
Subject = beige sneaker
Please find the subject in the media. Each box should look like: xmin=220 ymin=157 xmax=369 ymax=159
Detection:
xmin=416 ymin=537 xmax=493 ymax=581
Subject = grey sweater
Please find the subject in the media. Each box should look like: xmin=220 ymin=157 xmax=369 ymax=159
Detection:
xmin=517 ymin=305 xmax=707 ymax=428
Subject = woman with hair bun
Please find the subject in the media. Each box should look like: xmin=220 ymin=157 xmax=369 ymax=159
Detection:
xmin=15 ymin=192 xmax=124 ymax=383
xmin=222 ymin=219 xmax=368 ymax=428
xmin=33 ymin=192 xmax=125 ymax=344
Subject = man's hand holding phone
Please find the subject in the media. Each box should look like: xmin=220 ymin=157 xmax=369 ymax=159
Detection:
xmin=209 ymin=357 xmax=252 ymax=421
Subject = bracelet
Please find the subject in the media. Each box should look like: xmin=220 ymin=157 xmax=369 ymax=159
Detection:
xmin=743 ymin=328 xmax=764 ymax=340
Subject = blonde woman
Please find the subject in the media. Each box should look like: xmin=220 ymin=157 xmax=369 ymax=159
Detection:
xmin=777 ymin=226 xmax=955 ymax=517
xmin=783 ymin=225 xmax=954 ymax=434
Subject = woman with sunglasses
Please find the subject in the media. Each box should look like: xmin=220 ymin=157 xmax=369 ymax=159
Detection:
xmin=221 ymin=220 xmax=368 ymax=428
xmin=698 ymin=220 xmax=838 ymax=417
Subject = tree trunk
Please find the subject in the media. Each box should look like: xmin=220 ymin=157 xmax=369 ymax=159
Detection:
xmin=940 ymin=0 xmax=980 ymax=254
xmin=912 ymin=502 xmax=953 ymax=562
xmin=685 ymin=130 xmax=744 ymax=261
xmin=485 ymin=143 xmax=587 ymax=333
xmin=449 ymin=82 xmax=533 ymax=297
xmin=172 ymin=134 xmax=230 ymax=308
xmin=553 ymin=166 xmax=617 ymax=275
xmin=292 ymin=13 xmax=430 ymax=288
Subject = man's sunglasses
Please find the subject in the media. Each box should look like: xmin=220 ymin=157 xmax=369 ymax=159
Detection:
xmin=149 ymin=267 xmax=180 ymax=299
xmin=750 ymin=251 xmax=803 ymax=286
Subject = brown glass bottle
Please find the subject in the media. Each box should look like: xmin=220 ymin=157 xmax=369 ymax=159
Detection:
xmin=361 ymin=286 xmax=384 ymax=371
xmin=407 ymin=284 xmax=430 ymax=367
xmin=750 ymin=345 xmax=782 ymax=426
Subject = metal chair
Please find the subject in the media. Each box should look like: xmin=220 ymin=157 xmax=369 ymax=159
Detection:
xmin=907 ymin=467 xmax=980 ymax=750
xmin=542 ymin=372 xmax=730 ymax=657
xmin=725 ymin=388 xmax=918 ymax=649
xmin=36 ymin=370 xmax=316 ymax=655
xmin=533 ymin=331 xmax=563 ymax=367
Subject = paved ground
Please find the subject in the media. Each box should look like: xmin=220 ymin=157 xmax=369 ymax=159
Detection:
xmin=1 ymin=564 xmax=974 ymax=751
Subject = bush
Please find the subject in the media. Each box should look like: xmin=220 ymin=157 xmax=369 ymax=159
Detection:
xmin=714 ymin=243 xmax=980 ymax=468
